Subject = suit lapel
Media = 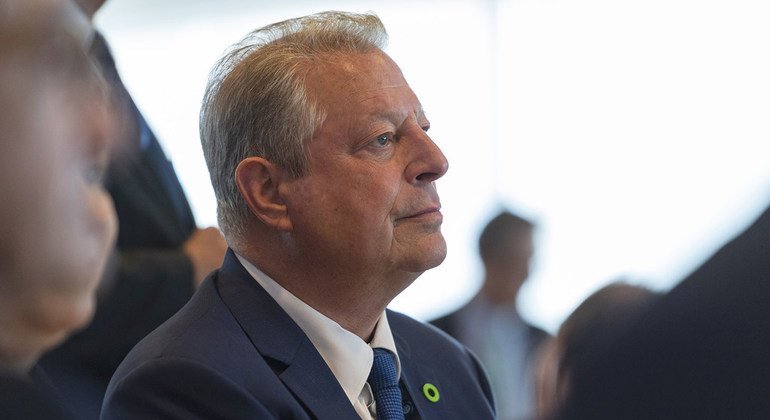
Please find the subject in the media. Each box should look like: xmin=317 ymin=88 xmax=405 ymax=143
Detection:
xmin=278 ymin=340 xmax=360 ymax=419
xmin=216 ymin=251 xmax=359 ymax=420
xmin=392 ymin=313 xmax=441 ymax=419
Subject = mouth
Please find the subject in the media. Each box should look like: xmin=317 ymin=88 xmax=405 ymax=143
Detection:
xmin=396 ymin=205 xmax=443 ymax=224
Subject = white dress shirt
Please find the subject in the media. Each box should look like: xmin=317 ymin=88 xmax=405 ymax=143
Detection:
xmin=236 ymin=254 xmax=401 ymax=419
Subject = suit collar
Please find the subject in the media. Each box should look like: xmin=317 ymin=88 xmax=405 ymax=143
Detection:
xmin=216 ymin=250 xmax=359 ymax=419
xmin=390 ymin=310 xmax=447 ymax=419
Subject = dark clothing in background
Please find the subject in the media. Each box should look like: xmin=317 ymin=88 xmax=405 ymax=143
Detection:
xmin=0 ymin=367 xmax=76 ymax=420
xmin=562 ymin=203 xmax=770 ymax=419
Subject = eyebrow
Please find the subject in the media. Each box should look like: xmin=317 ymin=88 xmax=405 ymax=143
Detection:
xmin=367 ymin=105 xmax=427 ymax=126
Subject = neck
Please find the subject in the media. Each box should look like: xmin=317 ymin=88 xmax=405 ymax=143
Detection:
xmin=235 ymin=238 xmax=407 ymax=340
xmin=265 ymin=259 xmax=395 ymax=340
xmin=479 ymin=280 xmax=519 ymax=306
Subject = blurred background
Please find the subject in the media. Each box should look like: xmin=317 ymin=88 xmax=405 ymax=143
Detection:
xmin=96 ymin=0 xmax=770 ymax=333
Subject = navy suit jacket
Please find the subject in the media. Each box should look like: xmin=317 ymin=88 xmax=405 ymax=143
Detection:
xmin=102 ymin=250 xmax=495 ymax=419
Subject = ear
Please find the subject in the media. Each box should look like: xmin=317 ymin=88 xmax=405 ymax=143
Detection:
xmin=234 ymin=157 xmax=292 ymax=231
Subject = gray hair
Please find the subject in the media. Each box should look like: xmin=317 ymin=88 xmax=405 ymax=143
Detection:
xmin=200 ymin=11 xmax=388 ymax=240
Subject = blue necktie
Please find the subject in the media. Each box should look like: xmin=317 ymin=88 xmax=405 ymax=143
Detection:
xmin=368 ymin=348 xmax=405 ymax=420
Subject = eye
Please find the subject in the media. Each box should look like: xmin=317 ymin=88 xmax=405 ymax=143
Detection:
xmin=84 ymin=166 xmax=103 ymax=185
xmin=372 ymin=133 xmax=394 ymax=148
xmin=84 ymin=155 xmax=108 ymax=185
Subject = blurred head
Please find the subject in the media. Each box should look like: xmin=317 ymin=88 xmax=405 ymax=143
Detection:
xmin=0 ymin=0 xmax=117 ymax=373
xmin=202 ymin=11 xmax=448 ymax=293
xmin=535 ymin=282 xmax=661 ymax=418
xmin=478 ymin=210 xmax=535 ymax=303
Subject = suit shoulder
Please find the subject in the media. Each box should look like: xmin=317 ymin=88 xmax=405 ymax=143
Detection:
xmin=427 ymin=309 xmax=461 ymax=338
xmin=111 ymin=275 xmax=250 ymax=380
xmin=387 ymin=310 xmax=472 ymax=358
xmin=103 ymin=356 xmax=275 ymax=419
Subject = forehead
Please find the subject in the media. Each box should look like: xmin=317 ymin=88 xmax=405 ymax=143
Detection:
xmin=304 ymin=50 xmax=414 ymax=108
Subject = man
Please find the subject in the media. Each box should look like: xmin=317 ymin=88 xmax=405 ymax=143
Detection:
xmin=40 ymin=1 xmax=227 ymax=417
xmin=0 ymin=0 xmax=117 ymax=416
xmin=102 ymin=11 xmax=495 ymax=419
xmin=432 ymin=211 xmax=550 ymax=420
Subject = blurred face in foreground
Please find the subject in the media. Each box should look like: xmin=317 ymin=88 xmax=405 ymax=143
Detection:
xmin=0 ymin=0 xmax=117 ymax=373
xmin=281 ymin=50 xmax=449 ymax=296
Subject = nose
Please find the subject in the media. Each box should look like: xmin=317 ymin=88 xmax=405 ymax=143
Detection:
xmin=89 ymin=102 xmax=111 ymax=158
xmin=407 ymin=128 xmax=449 ymax=184
xmin=77 ymin=93 xmax=113 ymax=184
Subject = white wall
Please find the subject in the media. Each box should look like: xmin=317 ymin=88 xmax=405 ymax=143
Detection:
xmin=97 ymin=0 xmax=770 ymax=333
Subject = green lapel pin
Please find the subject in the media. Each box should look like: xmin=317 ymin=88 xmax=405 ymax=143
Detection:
xmin=422 ymin=383 xmax=440 ymax=403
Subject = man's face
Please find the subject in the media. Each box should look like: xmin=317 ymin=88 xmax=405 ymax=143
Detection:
xmin=0 ymin=64 xmax=117 ymax=366
xmin=487 ymin=230 xmax=535 ymax=302
xmin=281 ymin=51 xmax=448 ymax=290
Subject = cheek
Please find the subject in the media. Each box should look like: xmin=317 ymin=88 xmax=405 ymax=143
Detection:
xmin=23 ymin=183 xmax=114 ymax=338
xmin=288 ymin=173 xmax=398 ymax=259
xmin=306 ymin=161 xmax=401 ymax=219
xmin=347 ymin=164 xmax=402 ymax=215
xmin=22 ymin=289 xmax=97 ymax=342
xmin=66 ymin=181 xmax=117 ymax=288
xmin=341 ymin=179 xmax=401 ymax=253
xmin=81 ymin=183 xmax=118 ymax=281
xmin=39 ymin=145 xmax=115 ymax=292
xmin=89 ymin=187 xmax=118 ymax=253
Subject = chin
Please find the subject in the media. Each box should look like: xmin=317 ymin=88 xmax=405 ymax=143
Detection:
xmin=42 ymin=292 xmax=97 ymax=338
xmin=401 ymin=237 xmax=448 ymax=273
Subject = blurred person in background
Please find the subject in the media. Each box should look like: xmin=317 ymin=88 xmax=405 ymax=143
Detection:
xmin=432 ymin=210 xmax=550 ymax=420
xmin=0 ymin=0 xmax=117 ymax=417
xmin=560 ymin=203 xmax=770 ymax=419
xmin=533 ymin=281 xmax=661 ymax=419
xmin=40 ymin=0 xmax=227 ymax=417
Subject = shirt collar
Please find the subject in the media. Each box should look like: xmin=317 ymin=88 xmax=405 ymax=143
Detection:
xmin=235 ymin=254 xmax=401 ymax=407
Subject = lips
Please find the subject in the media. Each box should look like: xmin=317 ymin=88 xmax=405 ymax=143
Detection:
xmin=396 ymin=204 xmax=442 ymax=223
xmin=411 ymin=206 xmax=441 ymax=218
